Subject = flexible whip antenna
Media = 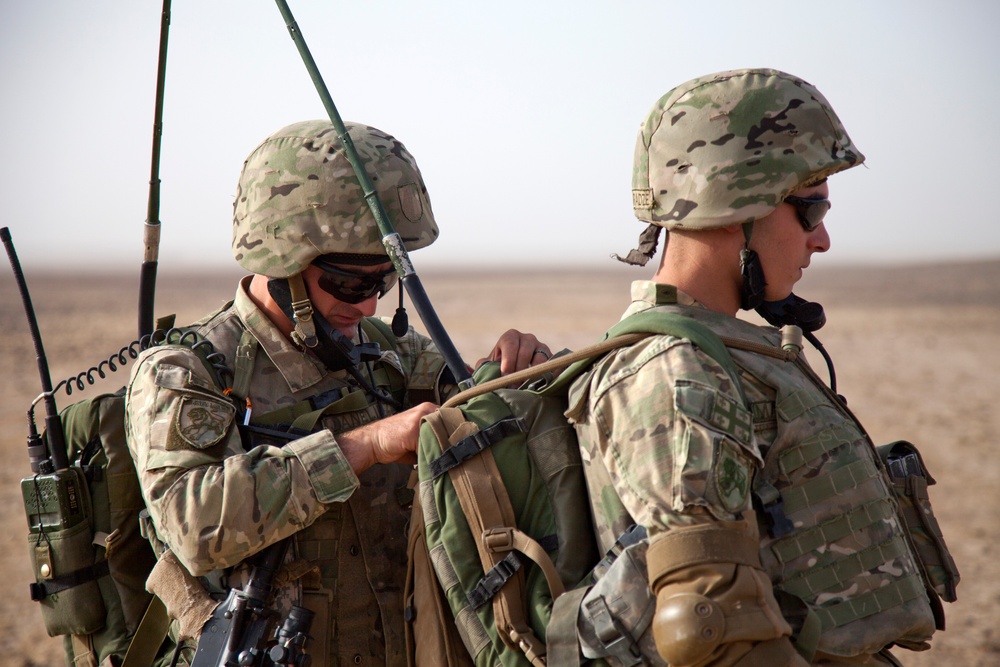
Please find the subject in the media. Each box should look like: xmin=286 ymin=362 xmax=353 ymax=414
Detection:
xmin=273 ymin=0 xmax=473 ymax=388
xmin=2 ymin=228 xmax=70 ymax=471
xmin=138 ymin=0 xmax=172 ymax=338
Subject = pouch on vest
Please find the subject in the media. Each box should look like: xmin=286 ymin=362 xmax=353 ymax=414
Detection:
xmin=877 ymin=440 xmax=960 ymax=628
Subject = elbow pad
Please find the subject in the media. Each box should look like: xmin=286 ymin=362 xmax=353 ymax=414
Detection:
xmin=653 ymin=592 xmax=725 ymax=665
xmin=646 ymin=521 xmax=793 ymax=667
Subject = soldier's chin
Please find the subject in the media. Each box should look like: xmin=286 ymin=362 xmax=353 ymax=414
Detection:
xmin=764 ymin=285 xmax=794 ymax=302
xmin=333 ymin=322 xmax=360 ymax=340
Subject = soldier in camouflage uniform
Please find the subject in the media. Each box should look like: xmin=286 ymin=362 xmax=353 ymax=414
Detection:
xmin=566 ymin=69 xmax=955 ymax=665
xmin=124 ymin=120 xmax=551 ymax=666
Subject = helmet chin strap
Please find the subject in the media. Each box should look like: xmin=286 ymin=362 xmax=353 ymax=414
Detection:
xmin=739 ymin=222 xmax=767 ymax=310
xmin=266 ymin=277 xmax=382 ymax=373
xmin=285 ymin=273 xmax=318 ymax=348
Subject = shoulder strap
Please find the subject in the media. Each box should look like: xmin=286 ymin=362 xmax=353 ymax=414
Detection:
xmin=601 ymin=309 xmax=746 ymax=404
xmin=229 ymin=329 xmax=259 ymax=402
xmin=424 ymin=407 xmax=551 ymax=666
xmin=360 ymin=317 xmax=399 ymax=354
xmin=444 ymin=310 xmax=744 ymax=408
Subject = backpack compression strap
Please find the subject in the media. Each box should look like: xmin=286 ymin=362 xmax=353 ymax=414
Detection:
xmin=424 ymin=407 xmax=560 ymax=667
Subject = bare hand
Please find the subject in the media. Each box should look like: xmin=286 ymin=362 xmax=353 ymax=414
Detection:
xmin=476 ymin=329 xmax=552 ymax=376
xmin=337 ymin=402 xmax=438 ymax=474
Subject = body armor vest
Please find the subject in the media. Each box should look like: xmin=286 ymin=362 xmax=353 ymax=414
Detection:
xmin=656 ymin=304 xmax=937 ymax=658
xmin=198 ymin=314 xmax=444 ymax=667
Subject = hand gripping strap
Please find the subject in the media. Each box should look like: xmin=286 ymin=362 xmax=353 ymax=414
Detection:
xmin=424 ymin=408 xmax=551 ymax=666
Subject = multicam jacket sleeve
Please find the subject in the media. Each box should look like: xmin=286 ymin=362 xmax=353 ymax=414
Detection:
xmin=569 ymin=321 xmax=800 ymax=665
xmin=571 ymin=334 xmax=759 ymax=547
xmin=124 ymin=344 xmax=359 ymax=576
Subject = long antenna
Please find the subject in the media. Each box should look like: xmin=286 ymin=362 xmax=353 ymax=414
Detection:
xmin=2 ymin=227 xmax=69 ymax=471
xmin=272 ymin=0 xmax=473 ymax=388
xmin=138 ymin=0 xmax=172 ymax=338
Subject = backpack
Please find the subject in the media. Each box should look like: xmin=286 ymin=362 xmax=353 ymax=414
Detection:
xmin=22 ymin=316 xmax=411 ymax=667
xmin=22 ymin=323 xmax=240 ymax=667
xmin=405 ymin=310 xmax=744 ymax=667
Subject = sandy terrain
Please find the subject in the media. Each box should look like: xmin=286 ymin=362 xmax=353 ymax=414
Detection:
xmin=0 ymin=259 xmax=997 ymax=666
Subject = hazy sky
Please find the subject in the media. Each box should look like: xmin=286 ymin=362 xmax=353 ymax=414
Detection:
xmin=2 ymin=0 xmax=997 ymax=273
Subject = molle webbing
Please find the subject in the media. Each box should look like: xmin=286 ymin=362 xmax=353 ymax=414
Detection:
xmin=692 ymin=312 xmax=940 ymax=652
xmin=770 ymin=498 xmax=896 ymax=565
xmin=251 ymin=383 xmax=394 ymax=432
xmin=779 ymin=456 xmax=879 ymax=516
xmin=782 ymin=536 xmax=910 ymax=600
xmin=246 ymin=318 xmax=405 ymax=432
xmin=809 ymin=575 xmax=926 ymax=632
xmin=775 ymin=422 xmax=856 ymax=474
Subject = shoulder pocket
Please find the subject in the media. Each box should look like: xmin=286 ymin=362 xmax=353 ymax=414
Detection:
xmin=153 ymin=364 xmax=236 ymax=452
xmin=674 ymin=379 xmax=754 ymax=449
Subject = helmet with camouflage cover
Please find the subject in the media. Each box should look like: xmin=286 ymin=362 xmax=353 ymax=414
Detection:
xmin=233 ymin=120 xmax=438 ymax=278
xmin=632 ymin=68 xmax=864 ymax=231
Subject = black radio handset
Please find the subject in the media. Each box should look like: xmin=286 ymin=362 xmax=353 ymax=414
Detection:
xmin=756 ymin=293 xmax=842 ymax=397
xmin=755 ymin=293 xmax=826 ymax=332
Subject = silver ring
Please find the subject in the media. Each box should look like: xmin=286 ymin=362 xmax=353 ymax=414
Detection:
xmin=534 ymin=349 xmax=551 ymax=360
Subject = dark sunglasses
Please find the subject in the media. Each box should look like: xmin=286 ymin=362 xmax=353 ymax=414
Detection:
xmin=784 ymin=195 xmax=831 ymax=232
xmin=313 ymin=263 xmax=399 ymax=304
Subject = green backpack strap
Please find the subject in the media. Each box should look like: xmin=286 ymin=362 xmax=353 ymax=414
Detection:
xmin=360 ymin=316 xmax=397 ymax=354
xmin=544 ymin=309 xmax=746 ymax=404
xmin=605 ymin=309 xmax=745 ymax=403
xmin=442 ymin=310 xmax=745 ymax=410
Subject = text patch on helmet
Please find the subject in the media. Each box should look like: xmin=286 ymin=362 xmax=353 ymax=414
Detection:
xmin=632 ymin=189 xmax=654 ymax=210
xmin=170 ymin=396 xmax=235 ymax=450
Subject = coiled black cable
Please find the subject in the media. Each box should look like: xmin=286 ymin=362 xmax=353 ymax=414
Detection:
xmin=53 ymin=327 xmax=233 ymax=396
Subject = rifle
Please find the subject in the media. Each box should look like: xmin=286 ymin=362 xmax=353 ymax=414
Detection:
xmin=191 ymin=540 xmax=313 ymax=667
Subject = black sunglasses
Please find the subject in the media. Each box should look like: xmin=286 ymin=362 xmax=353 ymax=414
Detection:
xmin=313 ymin=262 xmax=399 ymax=304
xmin=784 ymin=195 xmax=831 ymax=232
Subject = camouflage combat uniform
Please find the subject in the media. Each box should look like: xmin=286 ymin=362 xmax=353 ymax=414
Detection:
xmin=568 ymin=281 xmax=938 ymax=666
xmin=125 ymin=278 xmax=452 ymax=667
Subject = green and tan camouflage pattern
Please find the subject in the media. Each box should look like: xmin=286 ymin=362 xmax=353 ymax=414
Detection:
xmin=632 ymin=68 xmax=865 ymax=230
xmin=233 ymin=120 xmax=438 ymax=277
xmin=567 ymin=282 xmax=760 ymax=553
xmin=568 ymin=281 xmax=938 ymax=662
xmin=125 ymin=277 xmax=452 ymax=666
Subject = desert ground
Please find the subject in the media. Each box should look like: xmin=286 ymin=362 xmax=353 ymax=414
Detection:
xmin=0 ymin=259 xmax=997 ymax=666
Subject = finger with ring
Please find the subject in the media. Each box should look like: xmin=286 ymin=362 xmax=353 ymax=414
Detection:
xmin=533 ymin=349 xmax=551 ymax=360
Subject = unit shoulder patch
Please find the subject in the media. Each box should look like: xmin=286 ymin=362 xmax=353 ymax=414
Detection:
xmin=171 ymin=395 xmax=235 ymax=450
xmin=713 ymin=440 xmax=752 ymax=514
